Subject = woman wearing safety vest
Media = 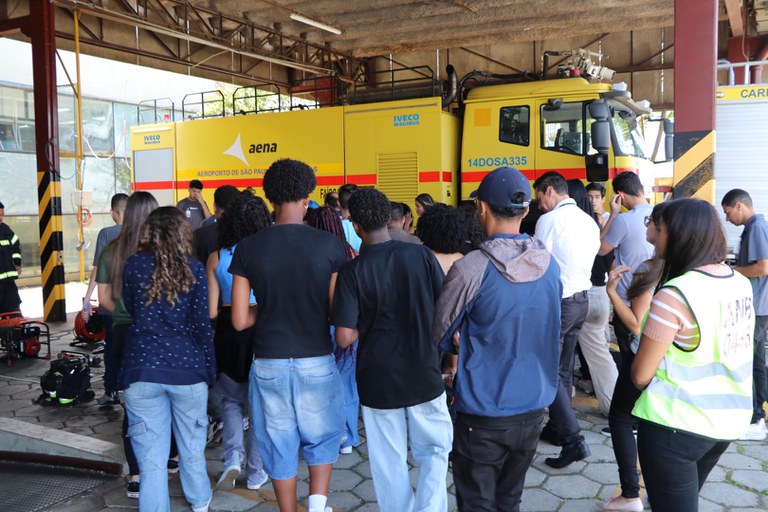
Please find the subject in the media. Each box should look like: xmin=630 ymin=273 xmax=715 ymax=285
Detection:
xmin=631 ymin=198 xmax=754 ymax=512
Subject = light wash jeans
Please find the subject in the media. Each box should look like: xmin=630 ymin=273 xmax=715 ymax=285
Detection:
xmin=217 ymin=372 xmax=266 ymax=485
xmin=362 ymin=393 xmax=453 ymax=512
xmin=124 ymin=381 xmax=212 ymax=512
xmin=249 ymin=355 xmax=344 ymax=479
xmin=577 ymin=285 xmax=619 ymax=416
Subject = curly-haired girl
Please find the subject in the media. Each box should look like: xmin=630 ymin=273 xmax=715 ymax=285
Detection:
xmin=120 ymin=206 xmax=215 ymax=512
xmin=207 ymin=189 xmax=271 ymax=491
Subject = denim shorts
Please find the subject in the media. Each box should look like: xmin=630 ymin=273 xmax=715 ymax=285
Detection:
xmin=248 ymin=354 xmax=344 ymax=479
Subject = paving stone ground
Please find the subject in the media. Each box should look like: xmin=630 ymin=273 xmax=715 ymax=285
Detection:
xmin=1 ymin=313 xmax=767 ymax=511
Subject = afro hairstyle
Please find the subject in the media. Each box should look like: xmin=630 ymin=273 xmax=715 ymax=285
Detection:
xmin=262 ymin=158 xmax=317 ymax=205
xmin=417 ymin=203 xmax=467 ymax=254
xmin=348 ymin=188 xmax=391 ymax=233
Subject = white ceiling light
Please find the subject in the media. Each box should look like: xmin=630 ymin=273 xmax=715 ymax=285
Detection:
xmin=289 ymin=13 xmax=342 ymax=35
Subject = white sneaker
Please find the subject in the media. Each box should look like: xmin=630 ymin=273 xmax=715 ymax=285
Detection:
xmin=597 ymin=496 xmax=644 ymax=511
xmin=339 ymin=445 xmax=353 ymax=454
xmin=576 ymin=379 xmax=595 ymax=395
xmin=216 ymin=463 xmax=240 ymax=491
xmin=741 ymin=418 xmax=768 ymax=441
xmin=191 ymin=497 xmax=212 ymax=512
xmin=246 ymin=470 xmax=269 ymax=490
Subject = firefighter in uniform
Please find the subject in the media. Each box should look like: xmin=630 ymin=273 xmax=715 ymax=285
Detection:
xmin=0 ymin=201 xmax=22 ymax=313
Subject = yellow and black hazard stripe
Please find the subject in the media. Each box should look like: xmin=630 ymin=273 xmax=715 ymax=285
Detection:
xmin=672 ymin=130 xmax=715 ymax=202
xmin=38 ymin=169 xmax=66 ymax=322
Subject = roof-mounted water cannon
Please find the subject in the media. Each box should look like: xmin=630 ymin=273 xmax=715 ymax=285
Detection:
xmin=543 ymin=49 xmax=616 ymax=82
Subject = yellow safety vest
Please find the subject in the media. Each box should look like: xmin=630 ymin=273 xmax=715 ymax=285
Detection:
xmin=632 ymin=269 xmax=754 ymax=440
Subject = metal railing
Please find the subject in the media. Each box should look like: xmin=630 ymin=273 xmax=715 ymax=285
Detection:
xmin=717 ymin=60 xmax=768 ymax=85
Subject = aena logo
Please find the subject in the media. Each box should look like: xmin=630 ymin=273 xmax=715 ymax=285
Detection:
xmin=394 ymin=113 xmax=420 ymax=127
xmin=224 ymin=133 xmax=279 ymax=166
xmin=248 ymin=143 xmax=278 ymax=153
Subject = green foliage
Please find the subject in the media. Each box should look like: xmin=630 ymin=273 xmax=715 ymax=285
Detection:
xmin=187 ymin=82 xmax=294 ymax=119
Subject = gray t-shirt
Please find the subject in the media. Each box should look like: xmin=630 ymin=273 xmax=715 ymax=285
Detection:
xmin=388 ymin=228 xmax=422 ymax=245
xmin=738 ymin=213 xmax=768 ymax=316
xmin=92 ymin=224 xmax=122 ymax=266
xmin=604 ymin=203 xmax=655 ymax=300
xmin=177 ymin=197 xmax=205 ymax=230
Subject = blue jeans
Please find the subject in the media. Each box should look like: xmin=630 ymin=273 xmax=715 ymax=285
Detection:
xmin=336 ymin=345 xmax=360 ymax=448
xmin=362 ymin=393 xmax=453 ymax=512
xmin=124 ymin=381 xmax=211 ymax=512
xmin=217 ymin=372 xmax=266 ymax=484
xmin=249 ymin=355 xmax=344 ymax=480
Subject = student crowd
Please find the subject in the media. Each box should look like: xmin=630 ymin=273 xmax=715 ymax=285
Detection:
xmin=64 ymin=158 xmax=766 ymax=512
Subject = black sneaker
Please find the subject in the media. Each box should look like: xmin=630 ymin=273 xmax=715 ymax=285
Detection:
xmin=167 ymin=458 xmax=179 ymax=474
xmin=126 ymin=481 xmax=139 ymax=499
xmin=97 ymin=391 xmax=119 ymax=406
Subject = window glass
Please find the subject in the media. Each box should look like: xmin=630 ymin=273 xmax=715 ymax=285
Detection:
xmin=0 ymin=121 xmax=21 ymax=152
xmin=499 ymin=106 xmax=530 ymax=146
xmin=115 ymin=158 xmax=131 ymax=194
xmin=540 ymin=102 xmax=585 ymax=155
xmin=57 ymin=93 xmax=76 ymax=154
xmin=16 ymin=120 xmax=35 ymax=152
xmin=0 ymin=86 xmax=35 ymax=152
xmin=113 ymin=102 xmax=139 ymax=157
xmin=609 ymin=102 xmax=646 ymax=158
xmin=0 ymin=153 xmax=38 ymax=214
xmin=59 ymin=157 xmax=80 ymax=215
xmin=82 ymin=157 xmax=117 ymax=214
xmin=0 ymin=87 xmax=24 ymax=118
xmin=82 ymin=98 xmax=114 ymax=154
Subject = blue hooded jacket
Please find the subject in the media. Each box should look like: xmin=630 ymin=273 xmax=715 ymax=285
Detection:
xmin=433 ymin=234 xmax=561 ymax=418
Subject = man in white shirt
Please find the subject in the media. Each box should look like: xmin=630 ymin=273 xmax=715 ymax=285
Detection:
xmin=534 ymin=171 xmax=600 ymax=468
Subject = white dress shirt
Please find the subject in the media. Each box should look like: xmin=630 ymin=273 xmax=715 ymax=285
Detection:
xmin=535 ymin=198 xmax=600 ymax=298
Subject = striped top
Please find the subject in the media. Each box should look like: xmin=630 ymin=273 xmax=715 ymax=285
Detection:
xmin=642 ymin=264 xmax=730 ymax=350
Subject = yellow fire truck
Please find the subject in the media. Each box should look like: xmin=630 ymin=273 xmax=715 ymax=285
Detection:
xmin=130 ymin=50 xmax=653 ymax=208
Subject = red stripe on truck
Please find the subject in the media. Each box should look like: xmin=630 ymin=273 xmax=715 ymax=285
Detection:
xmin=134 ymin=180 xmax=174 ymax=191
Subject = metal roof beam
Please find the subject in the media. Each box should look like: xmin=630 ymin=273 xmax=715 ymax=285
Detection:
xmin=52 ymin=0 xmax=364 ymax=77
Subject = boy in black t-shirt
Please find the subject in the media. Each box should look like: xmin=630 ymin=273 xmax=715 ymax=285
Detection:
xmin=229 ymin=159 xmax=346 ymax=512
xmin=333 ymin=189 xmax=453 ymax=512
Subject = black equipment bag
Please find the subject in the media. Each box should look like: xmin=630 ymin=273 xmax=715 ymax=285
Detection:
xmin=39 ymin=354 xmax=95 ymax=405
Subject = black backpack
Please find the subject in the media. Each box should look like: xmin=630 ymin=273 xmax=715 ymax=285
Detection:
xmin=38 ymin=353 xmax=95 ymax=405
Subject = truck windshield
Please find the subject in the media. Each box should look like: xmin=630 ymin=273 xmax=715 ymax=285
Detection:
xmin=609 ymin=102 xmax=646 ymax=158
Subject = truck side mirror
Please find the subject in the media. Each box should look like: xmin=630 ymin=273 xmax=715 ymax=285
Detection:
xmin=588 ymin=99 xmax=610 ymax=155
xmin=588 ymin=99 xmax=610 ymax=119
xmin=591 ymin=120 xmax=610 ymax=154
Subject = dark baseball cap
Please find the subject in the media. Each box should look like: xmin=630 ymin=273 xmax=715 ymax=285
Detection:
xmin=469 ymin=167 xmax=531 ymax=208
